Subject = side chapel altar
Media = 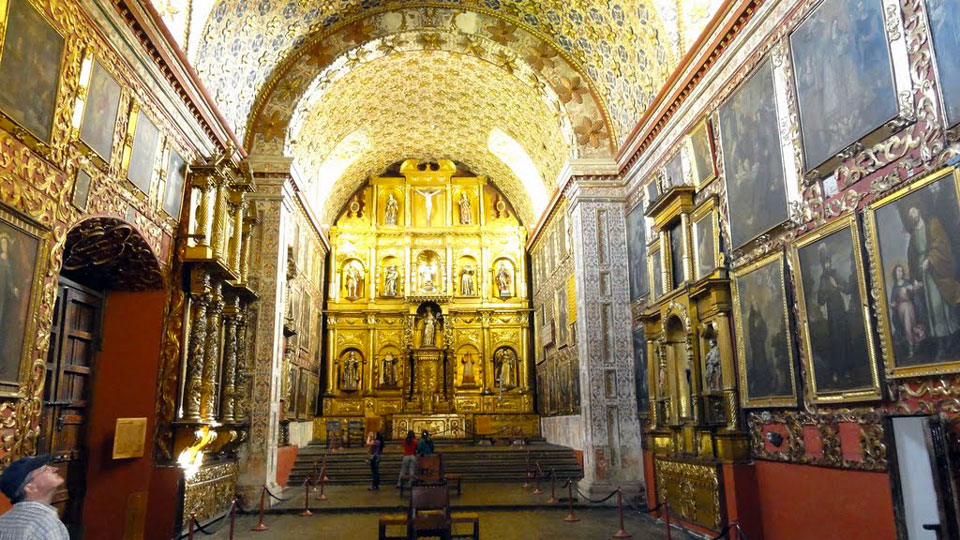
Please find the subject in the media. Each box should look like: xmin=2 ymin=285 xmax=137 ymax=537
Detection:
xmin=318 ymin=160 xmax=539 ymax=440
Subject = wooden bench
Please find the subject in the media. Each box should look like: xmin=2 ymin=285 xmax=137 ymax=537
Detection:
xmin=378 ymin=512 xmax=480 ymax=540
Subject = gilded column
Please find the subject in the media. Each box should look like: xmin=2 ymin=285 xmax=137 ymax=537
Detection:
xmin=211 ymin=178 xmax=228 ymax=261
xmin=227 ymin=192 xmax=245 ymax=274
xmin=183 ymin=271 xmax=212 ymax=422
xmin=234 ymin=307 xmax=251 ymax=422
xmin=221 ymin=296 xmax=240 ymax=422
xmin=200 ymin=281 xmax=225 ymax=422
xmin=192 ymin=178 xmax=214 ymax=252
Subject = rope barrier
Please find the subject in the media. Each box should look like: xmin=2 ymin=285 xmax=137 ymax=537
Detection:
xmin=574 ymin=486 xmax=620 ymax=504
xmin=264 ymin=479 xmax=305 ymax=503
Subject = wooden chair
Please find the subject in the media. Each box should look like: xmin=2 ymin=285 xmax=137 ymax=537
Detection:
xmin=416 ymin=455 xmax=444 ymax=483
xmin=407 ymin=484 xmax=452 ymax=540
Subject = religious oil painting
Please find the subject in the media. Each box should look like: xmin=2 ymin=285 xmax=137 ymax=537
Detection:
xmin=693 ymin=201 xmax=719 ymax=281
xmin=162 ymin=149 xmax=188 ymax=217
xmin=626 ymin=202 xmax=649 ymax=300
xmin=650 ymin=243 xmax=664 ymax=300
xmin=72 ymin=169 xmax=92 ymax=212
xmin=663 ymin=151 xmax=684 ymax=189
xmin=689 ymin=119 xmax=717 ymax=187
xmin=790 ymin=0 xmax=899 ymax=172
xmin=79 ymin=59 xmax=122 ymax=161
xmin=927 ymin=0 xmax=960 ymax=127
xmin=0 ymin=0 xmax=65 ymax=143
xmin=718 ymin=59 xmax=789 ymax=249
xmin=791 ymin=216 xmax=880 ymax=402
xmin=668 ymin=222 xmax=685 ymax=289
xmin=0 ymin=208 xmax=43 ymax=393
xmin=866 ymin=167 xmax=960 ymax=377
xmin=633 ymin=325 xmax=649 ymax=412
xmin=732 ymin=252 xmax=797 ymax=407
xmin=646 ymin=178 xmax=660 ymax=204
xmin=127 ymin=113 xmax=160 ymax=195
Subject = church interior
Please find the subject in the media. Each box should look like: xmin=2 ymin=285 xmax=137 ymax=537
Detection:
xmin=0 ymin=0 xmax=958 ymax=538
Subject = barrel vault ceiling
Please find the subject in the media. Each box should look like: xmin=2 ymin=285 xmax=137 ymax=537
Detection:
xmin=150 ymin=0 xmax=727 ymax=225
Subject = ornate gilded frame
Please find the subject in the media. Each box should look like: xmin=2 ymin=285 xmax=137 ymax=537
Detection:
xmin=789 ymin=215 xmax=881 ymax=403
xmin=687 ymin=117 xmax=717 ymax=190
xmin=0 ymin=204 xmax=49 ymax=398
xmin=649 ymin=237 xmax=663 ymax=302
xmin=73 ymin=52 xmax=124 ymax=170
xmin=0 ymin=0 xmax=67 ymax=155
xmin=731 ymin=250 xmax=798 ymax=408
xmin=120 ymin=102 xmax=163 ymax=200
xmin=691 ymin=197 xmax=721 ymax=281
xmin=865 ymin=166 xmax=960 ymax=378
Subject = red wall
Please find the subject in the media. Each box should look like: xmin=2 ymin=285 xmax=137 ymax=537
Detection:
xmin=81 ymin=291 xmax=177 ymax=540
xmin=276 ymin=445 xmax=298 ymax=487
xmin=754 ymin=460 xmax=896 ymax=540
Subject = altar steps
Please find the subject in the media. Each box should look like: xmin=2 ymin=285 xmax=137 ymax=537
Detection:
xmin=287 ymin=441 xmax=583 ymax=486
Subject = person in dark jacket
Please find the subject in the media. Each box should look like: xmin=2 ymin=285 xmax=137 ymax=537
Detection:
xmin=416 ymin=430 xmax=435 ymax=456
xmin=368 ymin=432 xmax=384 ymax=490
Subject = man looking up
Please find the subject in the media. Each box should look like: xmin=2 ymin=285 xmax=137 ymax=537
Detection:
xmin=0 ymin=454 xmax=68 ymax=539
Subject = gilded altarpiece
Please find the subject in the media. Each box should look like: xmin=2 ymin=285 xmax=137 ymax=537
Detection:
xmin=320 ymin=160 xmax=536 ymax=439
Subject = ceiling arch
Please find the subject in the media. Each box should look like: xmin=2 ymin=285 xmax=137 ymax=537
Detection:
xmin=290 ymin=51 xmax=570 ymax=226
xmin=194 ymin=1 xmax=676 ymax=147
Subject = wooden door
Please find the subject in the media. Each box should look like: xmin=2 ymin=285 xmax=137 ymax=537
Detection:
xmin=37 ymin=277 xmax=103 ymax=538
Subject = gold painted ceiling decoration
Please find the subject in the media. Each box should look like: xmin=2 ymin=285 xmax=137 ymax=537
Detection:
xmin=195 ymin=1 xmax=675 ymax=147
xmin=290 ymin=51 xmax=569 ymax=226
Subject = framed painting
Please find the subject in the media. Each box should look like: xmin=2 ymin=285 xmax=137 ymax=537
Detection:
xmin=688 ymin=118 xmax=717 ymax=188
xmin=731 ymin=251 xmax=798 ymax=407
xmin=296 ymin=368 xmax=310 ymax=418
xmin=865 ymin=167 xmax=960 ymax=378
xmin=633 ymin=324 xmax=649 ymax=413
xmin=162 ymin=149 xmax=187 ymax=218
xmin=0 ymin=206 xmax=47 ymax=396
xmin=126 ymin=109 xmax=160 ymax=195
xmin=645 ymin=178 xmax=660 ymax=204
xmin=790 ymin=0 xmax=908 ymax=177
xmin=283 ymin=363 xmax=298 ymax=416
xmin=926 ymin=0 xmax=960 ymax=128
xmin=72 ymin=168 xmax=93 ymax=212
xmin=78 ymin=58 xmax=122 ymax=163
xmin=667 ymin=221 xmax=686 ymax=290
xmin=718 ymin=59 xmax=790 ymax=249
xmin=626 ymin=201 xmax=649 ymax=300
xmin=692 ymin=198 xmax=721 ymax=281
xmin=791 ymin=215 xmax=880 ymax=403
xmin=0 ymin=0 xmax=65 ymax=145
xmin=662 ymin=151 xmax=684 ymax=189
xmin=649 ymin=239 xmax=664 ymax=301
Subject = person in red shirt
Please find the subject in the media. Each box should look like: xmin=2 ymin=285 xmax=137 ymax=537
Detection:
xmin=397 ymin=430 xmax=418 ymax=489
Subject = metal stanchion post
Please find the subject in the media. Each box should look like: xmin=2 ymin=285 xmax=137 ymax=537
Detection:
xmin=663 ymin=500 xmax=671 ymax=540
xmin=321 ymin=454 xmax=329 ymax=481
xmin=522 ymin=450 xmax=531 ymax=488
xmin=316 ymin=475 xmax=328 ymax=501
xmin=533 ymin=464 xmax=544 ymax=495
xmin=548 ymin=469 xmax=557 ymax=504
xmin=300 ymin=480 xmax=313 ymax=516
xmin=251 ymin=486 xmax=268 ymax=531
xmin=613 ymin=488 xmax=631 ymax=538
xmin=563 ymin=481 xmax=580 ymax=522
xmin=188 ymin=512 xmax=196 ymax=540
xmin=229 ymin=499 xmax=236 ymax=540
xmin=311 ymin=461 xmax=319 ymax=492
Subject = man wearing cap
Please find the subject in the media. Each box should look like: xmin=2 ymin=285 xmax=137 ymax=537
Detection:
xmin=0 ymin=454 xmax=68 ymax=539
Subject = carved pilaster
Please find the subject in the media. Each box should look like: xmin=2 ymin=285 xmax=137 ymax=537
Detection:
xmin=211 ymin=181 xmax=228 ymax=261
xmin=193 ymin=178 xmax=214 ymax=249
xmin=200 ymin=282 xmax=224 ymax=422
xmin=183 ymin=271 xmax=212 ymax=422
xmin=239 ymin=213 xmax=257 ymax=284
xmin=235 ymin=307 xmax=251 ymax=422
xmin=221 ymin=296 xmax=240 ymax=422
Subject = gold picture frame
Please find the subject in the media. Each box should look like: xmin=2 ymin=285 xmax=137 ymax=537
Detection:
xmin=649 ymin=238 xmax=664 ymax=301
xmin=74 ymin=53 xmax=124 ymax=169
xmin=790 ymin=215 xmax=881 ymax=403
xmin=688 ymin=117 xmax=717 ymax=190
xmin=865 ymin=166 xmax=960 ymax=378
xmin=691 ymin=197 xmax=721 ymax=281
xmin=731 ymin=251 xmax=798 ymax=408
xmin=0 ymin=204 xmax=49 ymax=397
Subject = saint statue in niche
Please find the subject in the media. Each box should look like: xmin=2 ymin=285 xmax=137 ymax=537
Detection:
xmin=461 ymin=351 xmax=476 ymax=385
xmin=383 ymin=264 xmax=399 ymax=297
xmin=381 ymin=352 xmax=397 ymax=387
xmin=495 ymin=262 xmax=512 ymax=298
xmin=460 ymin=264 xmax=475 ymax=296
xmin=421 ymin=309 xmax=439 ymax=348
xmin=704 ymin=334 xmax=722 ymax=392
xmin=341 ymin=351 xmax=361 ymax=391
xmin=384 ymin=193 xmax=399 ymax=225
xmin=495 ymin=347 xmax=517 ymax=388
xmin=419 ymin=259 xmax=438 ymax=292
xmin=458 ymin=192 xmax=472 ymax=224
xmin=344 ymin=264 xmax=363 ymax=299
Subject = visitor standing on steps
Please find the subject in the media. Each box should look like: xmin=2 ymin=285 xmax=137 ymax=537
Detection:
xmin=397 ymin=430 xmax=418 ymax=489
xmin=416 ymin=430 xmax=435 ymax=456
xmin=368 ymin=432 xmax=384 ymax=490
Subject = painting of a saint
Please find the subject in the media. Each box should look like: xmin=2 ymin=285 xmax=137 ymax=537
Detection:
xmin=694 ymin=212 xmax=716 ymax=280
xmin=632 ymin=325 xmax=649 ymax=412
xmin=0 ymin=218 xmax=40 ymax=384
xmin=626 ymin=202 xmax=649 ymax=300
xmin=79 ymin=60 xmax=122 ymax=160
xmin=663 ymin=152 xmax=684 ymax=188
xmin=689 ymin=119 xmax=716 ymax=187
xmin=718 ymin=59 xmax=789 ymax=249
xmin=73 ymin=170 xmax=93 ymax=212
xmin=669 ymin=223 xmax=685 ymax=289
xmin=791 ymin=0 xmax=899 ymax=171
xmin=646 ymin=179 xmax=660 ymax=204
xmin=162 ymin=150 xmax=187 ymax=218
xmin=868 ymin=170 xmax=960 ymax=374
xmin=732 ymin=253 xmax=796 ymax=406
xmin=127 ymin=114 xmax=160 ymax=195
xmin=651 ymin=248 xmax=664 ymax=300
xmin=927 ymin=0 xmax=960 ymax=127
xmin=0 ymin=0 xmax=64 ymax=143
xmin=793 ymin=219 xmax=878 ymax=399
